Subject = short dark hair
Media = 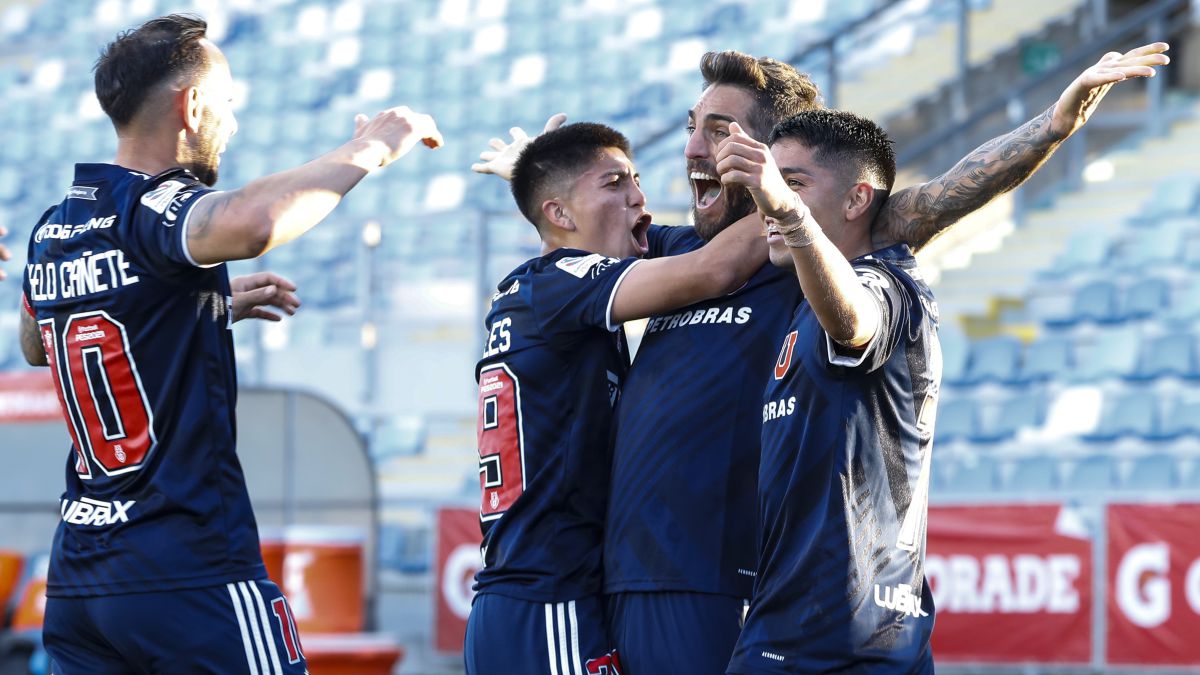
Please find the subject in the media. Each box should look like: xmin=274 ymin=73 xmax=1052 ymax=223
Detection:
xmin=769 ymin=109 xmax=896 ymax=193
xmin=510 ymin=122 xmax=632 ymax=230
xmin=94 ymin=14 xmax=211 ymax=128
xmin=699 ymin=51 xmax=823 ymax=140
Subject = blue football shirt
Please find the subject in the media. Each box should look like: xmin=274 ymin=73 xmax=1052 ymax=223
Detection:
xmin=604 ymin=225 xmax=803 ymax=599
xmin=474 ymin=248 xmax=641 ymax=602
xmin=729 ymin=244 xmax=941 ymax=674
xmin=22 ymin=163 xmax=265 ymax=597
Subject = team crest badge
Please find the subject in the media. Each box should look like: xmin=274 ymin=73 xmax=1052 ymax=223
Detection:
xmin=490 ymin=492 xmax=499 ymax=510
xmin=775 ymin=331 xmax=799 ymax=380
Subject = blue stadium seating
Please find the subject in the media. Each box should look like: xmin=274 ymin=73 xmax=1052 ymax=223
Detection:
xmin=1061 ymin=454 xmax=1117 ymax=492
xmin=934 ymin=398 xmax=978 ymax=444
xmin=1082 ymin=390 xmax=1160 ymax=441
xmin=1005 ymin=455 xmax=1058 ymax=493
xmin=972 ymin=393 xmax=1045 ymax=443
xmin=961 ymin=335 xmax=1022 ymax=385
xmin=1130 ymin=333 xmax=1200 ymax=381
xmin=1013 ymin=336 xmax=1073 ymax=383
xmin=1122 ymin=453 xmax=1177 ymax=490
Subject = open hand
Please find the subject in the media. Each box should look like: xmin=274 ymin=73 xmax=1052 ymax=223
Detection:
xmin=1051 ymin=42 xmax=1170 ymax=139
xmin=231 ymin=272 xmax=301 ymax=323
xmin=471 ymin=113 xmax=568 ymax=180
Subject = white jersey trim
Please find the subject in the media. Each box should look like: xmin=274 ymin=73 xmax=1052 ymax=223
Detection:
xmin=179 ymin=191 xmax=222 ymax=269
xmin=605 ymin=259 xmax=644 ymax=332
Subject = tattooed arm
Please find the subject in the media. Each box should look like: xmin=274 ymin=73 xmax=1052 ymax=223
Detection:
xmin=876 ymin=42 xmax=1170 ymax=251
xmin=186 ymin=107 xmax=441 ymax=265
xmin=20 ymin=304 xmax=47 ymax=366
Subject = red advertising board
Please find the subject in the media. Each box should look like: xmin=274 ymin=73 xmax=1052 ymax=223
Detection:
xmin=0 ymin=370 xmax=60 ymax=423
xmin=1107 ymin=503 xmax=1200 ymax=665
xmin=434 ymin=507 xmax=482 ymax=653
xmin=926 ymin=504 xmax=1093 ymax=663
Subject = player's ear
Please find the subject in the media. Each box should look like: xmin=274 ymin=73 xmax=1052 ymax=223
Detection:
xmin=542 ymin=199 xmax=576 ymax=232
xmin=181 ymin=85 xmax=204 ymax=134
xmin=844 ymin=183 xmax=875 ymax=222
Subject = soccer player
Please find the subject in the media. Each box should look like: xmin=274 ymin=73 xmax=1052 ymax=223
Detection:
xmin=16 ymin=14 xmax=440 ymax=674
xmin=718 ymin=110 xmax=934 ymax=673
xmin=466 ymin=122 xmax=766 ymax=675
xmin=475 ymin=43 xmax=1168 ymax=675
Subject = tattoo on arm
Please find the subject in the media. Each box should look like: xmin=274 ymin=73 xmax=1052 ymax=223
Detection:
xmin=878 ymin=106 xmax=1060 ymax=251
xmin=185 ymin=191 xmax=236 ymax=244
xmin=19 ymin=310 xmax=47 ymax=367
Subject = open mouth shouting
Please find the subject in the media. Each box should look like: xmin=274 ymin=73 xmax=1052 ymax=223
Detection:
xmin=632 ymin=212 xmax=652 ymax=255
xmin=690 ymin=170 xmax=723 ymax=212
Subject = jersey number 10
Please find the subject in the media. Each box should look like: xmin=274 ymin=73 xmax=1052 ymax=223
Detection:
xmin=40 ymin=311 xmax=155 ymax=479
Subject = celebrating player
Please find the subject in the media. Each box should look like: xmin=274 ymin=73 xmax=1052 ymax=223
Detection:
xmin=466 ymin=122 xmax=766 ymax=675
xmin=474 ymin=42 xmax=1170 ymax=674
xmin=718 ymin=110 xmax=936 ymax=672
xmin=17 ymin=14 xmax=439 ymax=674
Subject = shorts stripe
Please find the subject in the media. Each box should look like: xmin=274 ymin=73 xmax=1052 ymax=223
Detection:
xmin=248 ymin=581 xmax=285 ymax=675
xmin=238 ymin=582 xmax=272 ymax=675
xmin=568 ymin=600 xmax=583 ymax=675
xmin=544 ymin=603 xmax=560 ymax=675
xmin=227 ymin=583 xmax=260 ymax=675
xmin=556 ymin=602 xmax=570 ymax=675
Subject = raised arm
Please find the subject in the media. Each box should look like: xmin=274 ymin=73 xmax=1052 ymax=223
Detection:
xmin=472 ymin=113 xmax=568 ymax=180
xmin=876 ymin=42 xmax=1170 ymax=251
xmin=186 ymin=107 xmax=442 ymax=265
xmin=717 ymin=123 xmax=879 ymax=347
xmin=609 ymin=212 xmax=767 ymax=324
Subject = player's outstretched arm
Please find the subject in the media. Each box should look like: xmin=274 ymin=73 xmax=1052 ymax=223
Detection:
xmin=471 ymin=113 xmax=568 ymax=180
xmin=876 ymin=42 xmax=1170 ymax=251
xmin=231 ymin=272 xmax=301 ymax=323
xmin=609 ymin=211 xmax=767 ymax=325
xmin=718 ymin=123 xmax=879 ymax=347
xmin=19 ymin=302 xmax=47 ymax=367
xmin=185 ymin=106 xmax=442 ymax=266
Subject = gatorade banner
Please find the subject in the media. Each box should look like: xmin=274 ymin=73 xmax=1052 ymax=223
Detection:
xmin=435 ymin=507 xmax=482 ymax=653
xmin=926 ymin=504 xmax=1093 ymax=663
xmin=1107 ymin=503 xmax=1200 ymax=665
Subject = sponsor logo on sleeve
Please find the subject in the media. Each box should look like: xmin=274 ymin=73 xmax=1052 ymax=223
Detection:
xmin=139 ymin=180 xmax=187 ymax=217
xmin=66 ymin=186 xmax=98 ymax=200
xmin=556 ymin=253 xmax=619 ymax=279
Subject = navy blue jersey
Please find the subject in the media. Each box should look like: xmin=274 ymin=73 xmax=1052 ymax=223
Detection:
xmin=22 ymin=164 xmax=264 ymax=597
xmin=604 ymin=225 xmax=802 ymax=598
xmin=474 ymin=248 xmax=641 ymax=602
xmin=729 ymin=244 xmax=940 ymax=674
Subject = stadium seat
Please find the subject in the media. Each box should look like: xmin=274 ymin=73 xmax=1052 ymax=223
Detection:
xmin=1004 ymin=455 xmax=1058 ymax=493
xmin=1121 ymin=453 xmax=1177 ymax=490
xmin=1081 ymin=390 xmax=1159 ymax=441
xmin=961 ymin=334 xmax=1022 ymax=384
xmin=972 ymin=392 xmax=1045 ymax=443
xmin=943 ymin=455 xmax=999 ymax=494
xmin=1061 ymin=454 xmax=1117 ymax=491
xmin=934 ymin=398 xmax=977 ymax=443
xmin=1155 ymin=397 xmax=1200 ymax=439
xmin=1136 ymin=172 xmax=1200 ymax=223
xmin=1043 ymin=231 xmax=1109 ymax=278
xmin=939 ymin=324 xmax=969 ymax=385
xmin=1129 ymin=333 xmax=1199 ymax=381
xmin=1013 ymin=336 xmax=1072 ymax=383
xmin=1063 ymin=280 xmax=1121 ymax=326
xmin=1072 ymin=326 xmax=1140 ymax=382
xmin=1120 ymin=277 xmax=1170 ymax=321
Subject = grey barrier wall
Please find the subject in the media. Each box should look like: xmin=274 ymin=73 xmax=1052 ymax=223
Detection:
xmin=0 ymin=387 xmax=378 ymax=621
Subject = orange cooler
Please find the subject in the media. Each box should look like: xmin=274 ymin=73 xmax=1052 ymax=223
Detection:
xmin=282 ymin=525 xmax=366 ymax=634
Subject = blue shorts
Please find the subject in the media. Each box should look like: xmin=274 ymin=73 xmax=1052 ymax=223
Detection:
xmin=607 ymin=591 xmax=744 ymax=675
xmin=465 ymin=593 xmax=622 ymax=675
xmin=43 ymin=579 xmax=307 ymax=675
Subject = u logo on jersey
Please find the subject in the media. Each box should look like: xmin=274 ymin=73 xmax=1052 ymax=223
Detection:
xmin=775 ymin=331 xmax=799 ymax=380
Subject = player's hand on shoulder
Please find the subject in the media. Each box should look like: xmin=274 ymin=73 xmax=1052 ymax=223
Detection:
xmin=471 ymin=113 xmax=567 ymax=180
xmin=353 ymin=106 xmax=443 ymax=168
xmin=1052 ymin=42 xmax=1169 ymax=139
xmin=0 ymin=225 xmax=10 ymax=281
xmin=230 ymin=272 xmax=301 ymax=323
xmin=716 ymin=122 xmax=802 ymax=220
